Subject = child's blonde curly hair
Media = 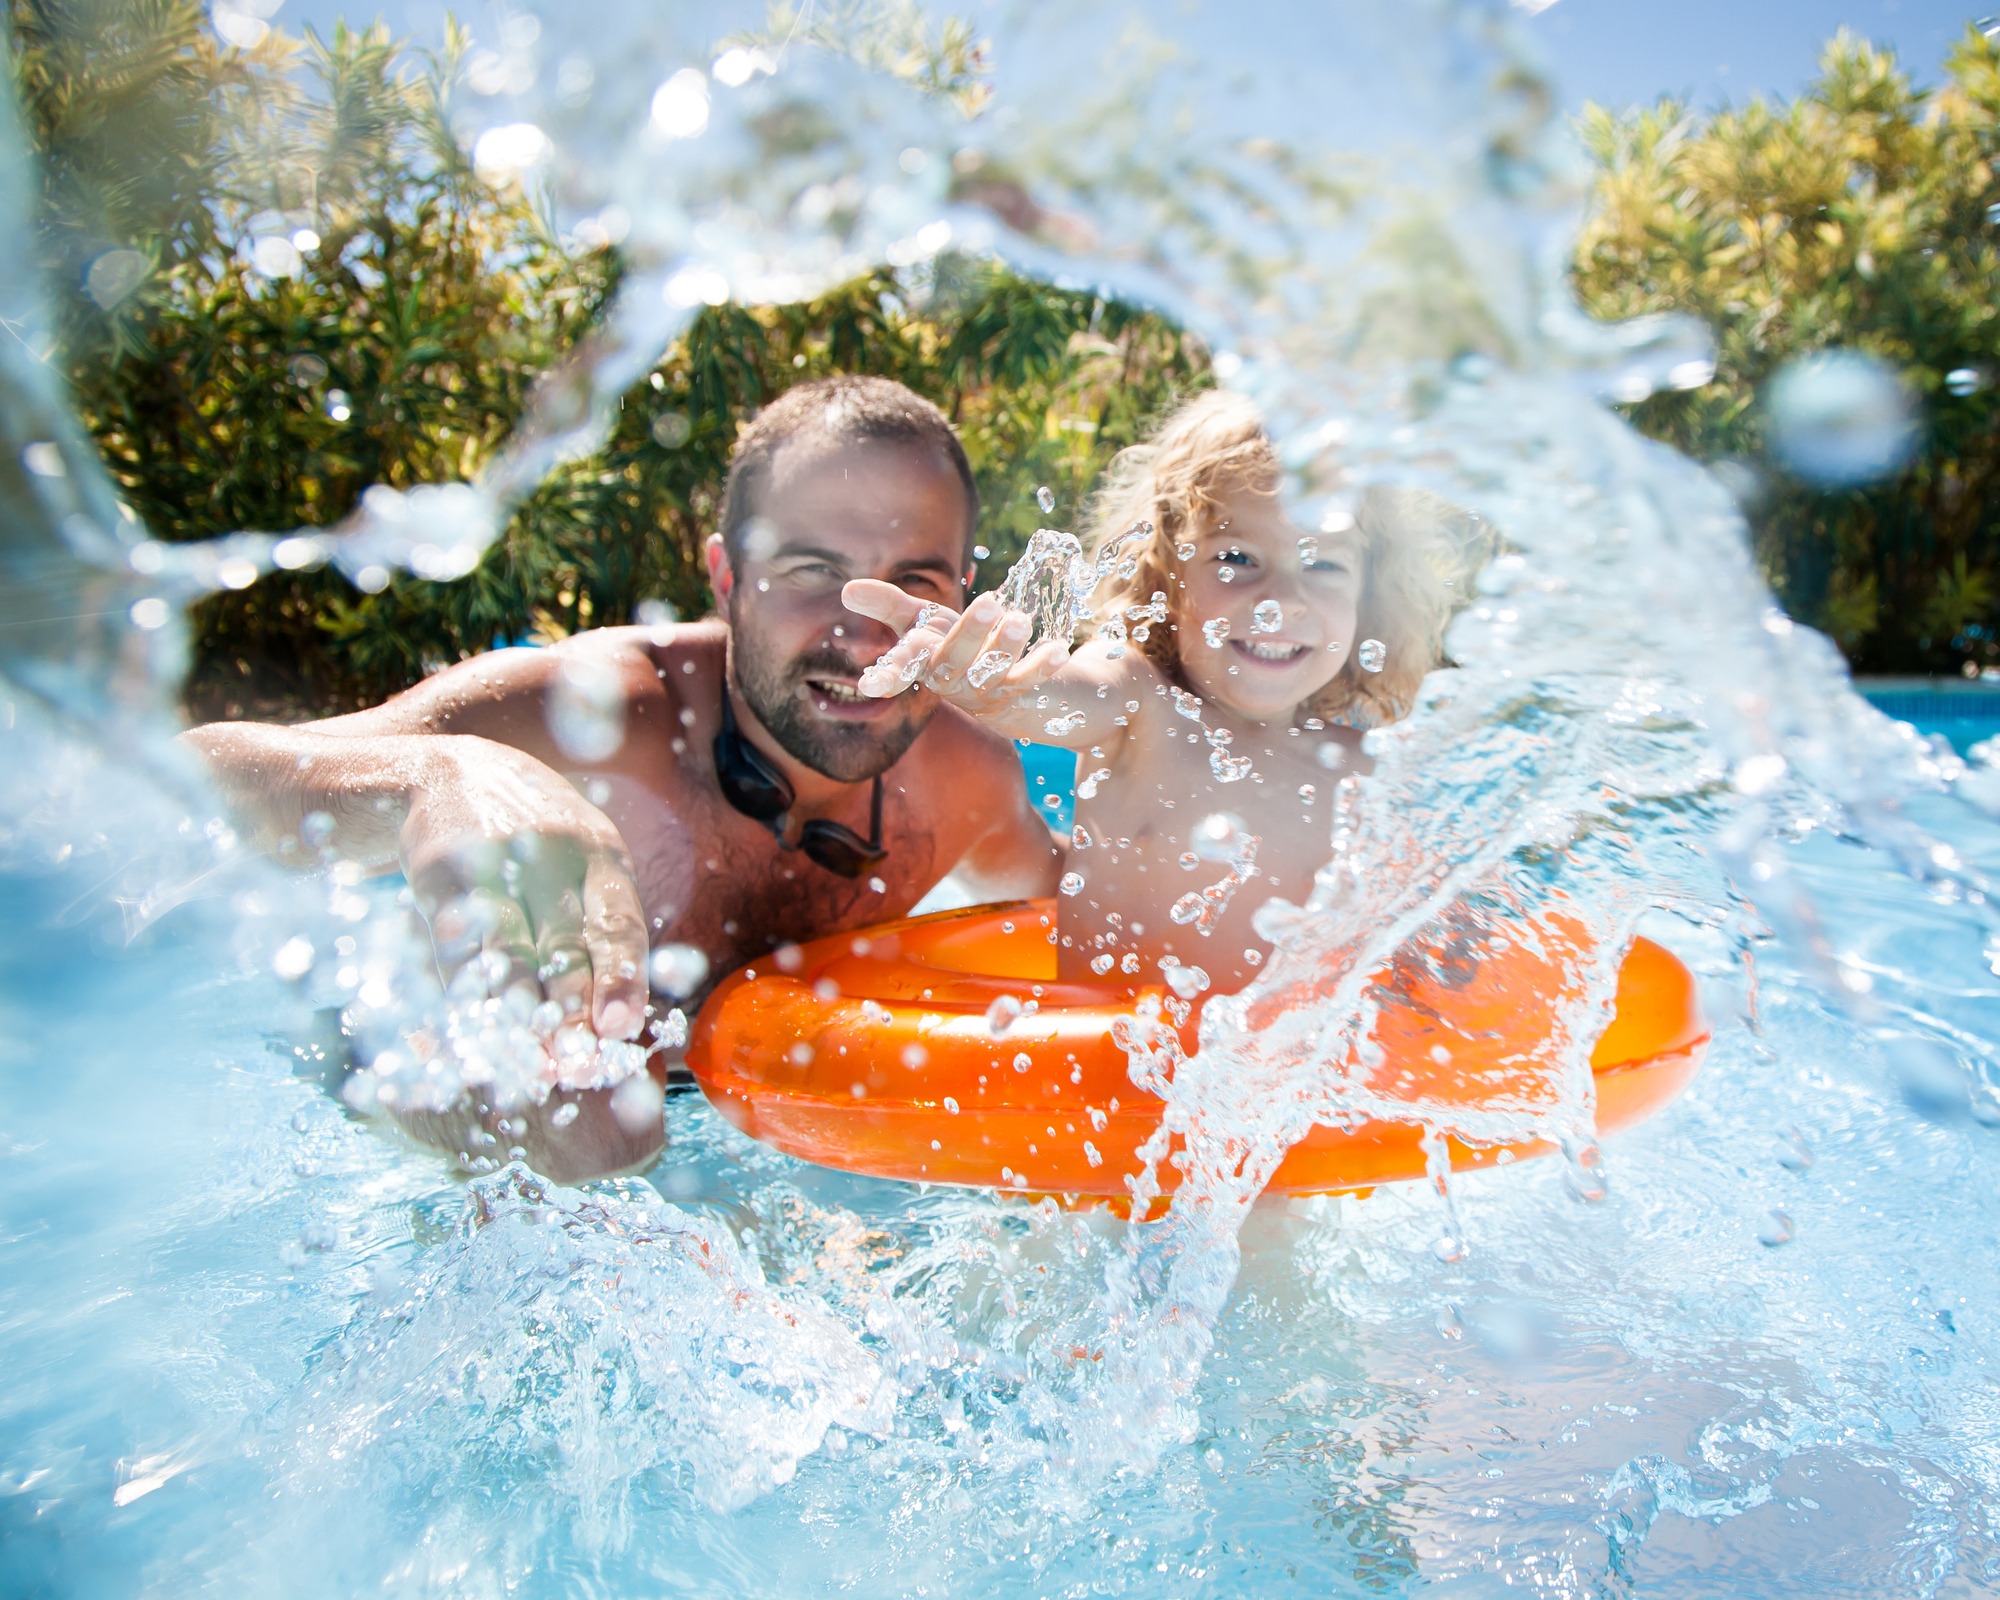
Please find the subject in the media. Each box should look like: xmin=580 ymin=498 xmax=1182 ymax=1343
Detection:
xmin=1085 ymin=390 xmax=1474 ymax=727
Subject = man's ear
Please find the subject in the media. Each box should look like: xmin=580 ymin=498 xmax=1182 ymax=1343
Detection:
xmin=704 ymin=534 xmax=733 ymax=605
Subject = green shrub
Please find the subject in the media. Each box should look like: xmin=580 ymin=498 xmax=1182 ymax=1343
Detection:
xmin=1572 ymin=26 xmax=2000 ymax=674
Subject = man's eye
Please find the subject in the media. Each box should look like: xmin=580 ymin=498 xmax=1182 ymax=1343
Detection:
xmin=1305 ymin=558 xmax=1352 ymax=576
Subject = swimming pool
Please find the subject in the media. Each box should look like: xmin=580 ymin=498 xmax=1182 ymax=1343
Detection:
xmin=8 ymin=0 xmax=2000 ymax=1594
xmin=1857 ymin=681 xmax=2000 ymax=757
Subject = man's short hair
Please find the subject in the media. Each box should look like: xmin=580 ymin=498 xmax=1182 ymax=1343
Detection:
xmin=717 ymin=375 xmax=979 ymax=562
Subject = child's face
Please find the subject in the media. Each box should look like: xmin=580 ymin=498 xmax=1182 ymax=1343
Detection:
xmin=1174 ymin=485 xmax=1361 ymax=722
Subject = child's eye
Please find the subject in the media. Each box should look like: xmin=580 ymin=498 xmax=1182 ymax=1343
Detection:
xmin=1216 ymin=547 xmax=1255 ymax=567
xmin=1304 ymin=557 xmax=1353 ymax=577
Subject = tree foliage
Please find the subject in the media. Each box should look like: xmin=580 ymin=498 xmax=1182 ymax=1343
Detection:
xmin=1572 ymin=27 xmax=2000 ymax=673
xmin=32 ymin=6 xmax=1994 ymax=709
xmin=11 ymin=0 xmax=1205 ymax=717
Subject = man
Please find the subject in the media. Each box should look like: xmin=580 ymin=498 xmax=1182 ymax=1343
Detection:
xmin=189 ymin=376 xmax=1062 ymax=1179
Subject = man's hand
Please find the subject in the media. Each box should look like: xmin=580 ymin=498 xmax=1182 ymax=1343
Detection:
xmin=844 ymin=581 xmax=1070 ymax=714
xmin=401 ymin=741 xmax=650 ymax=1049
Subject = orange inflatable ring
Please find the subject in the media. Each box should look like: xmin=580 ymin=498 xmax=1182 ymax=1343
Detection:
xmin=686 ymin=899 xmax=1707 ymax=1201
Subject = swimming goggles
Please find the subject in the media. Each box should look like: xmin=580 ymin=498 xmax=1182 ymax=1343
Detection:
xmin=713 ymin=689 xmax=887 ymax=880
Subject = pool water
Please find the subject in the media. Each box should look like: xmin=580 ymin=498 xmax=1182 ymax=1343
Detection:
xmin=6 ymin=828 xmax=2000 ymax=1596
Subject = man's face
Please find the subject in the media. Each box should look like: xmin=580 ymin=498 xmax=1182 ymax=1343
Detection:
xmin=725 ymin=440 xmax=970 ymax=781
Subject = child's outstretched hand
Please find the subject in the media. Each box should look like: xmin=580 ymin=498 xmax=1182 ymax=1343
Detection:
xmin=842 ymin=581 xmax=1070 ymax=714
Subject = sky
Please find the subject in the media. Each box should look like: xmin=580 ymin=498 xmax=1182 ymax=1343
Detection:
xmin=279 ymin=0 xmax=1984 ymax=113
xmin=1520 ymin=0 xmax=1982 ymax=110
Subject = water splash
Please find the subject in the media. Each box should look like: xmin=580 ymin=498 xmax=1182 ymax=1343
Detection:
xmin=273 ymin=1166 xmax=893 ymax=1526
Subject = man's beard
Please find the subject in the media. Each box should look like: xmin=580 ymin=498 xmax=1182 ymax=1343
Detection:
xmin=731 ymin=622 xmax=931 ymax=783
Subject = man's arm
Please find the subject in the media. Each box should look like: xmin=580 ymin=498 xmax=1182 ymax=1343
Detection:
xmin=181 ymin=642 xmax=663 ymax=1179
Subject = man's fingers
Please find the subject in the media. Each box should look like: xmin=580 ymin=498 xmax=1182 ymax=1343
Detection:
xmin=581 ymin=857 xmax=649 ymax=1040
xmin=533 ymin=887 xmax=595 ymax=1024
xmin=472 ymin=888 xmax=541 ymax=1000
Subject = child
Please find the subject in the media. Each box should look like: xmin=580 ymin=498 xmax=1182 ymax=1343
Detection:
xmin=845 ymin=390 xmax=1458 ymax=995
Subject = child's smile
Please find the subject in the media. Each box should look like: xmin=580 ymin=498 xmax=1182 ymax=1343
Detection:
xmin=1176 ymin=486 xmax=1362 ymax=722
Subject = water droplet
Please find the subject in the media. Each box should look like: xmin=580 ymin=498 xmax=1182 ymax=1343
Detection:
xmin=1731 ymin=753 xmax=1787 ymax=795
xmin=1357 ymin=638 xmax=1387 ymax=673
xmin=900 ymin=1042 xmax=928 ymax=1067
xmin=647 ymin=942 xmax=710 ymax=998
xmin=1012 ymin=1051 xmax=1032 ymax=1073
xmin=1252 ymin=599 xmax=1283 ymax=633
xmin=1090 ymin=952 xmax=1116 ymax=974
xmin=1161 ymin=960 xmax=1209 ymax=998
xmin=1044 ymin=710 xmax=1086 ymax=736
xmin=86 ymin=247 xmax=148 ymax=309
xmin=943 ymin=1095 xmax=960 ymax=1115
xmin=1764 ymin=349 xmax=1918 ymax=487
xmin=1168 ymin=894 xmax=1206 ymax=926
xmin=272 ymin=936 xmax=314 ymax=980
xmin=1757 ymin=1209 xmax=1796 ymax=1247
xmin=1217 ymin=567 xmax=1235 ymax=584
xmin=1176 ymin=541 xmax=1197 ymax=561
xmin=1083 ymin=1140 xmax=1103 ymax=1168
xmin=1947 ymin=367 xmax=1985 ymax=397
xmin=1036 ymin=484 xmax=1056 ymax=514
xmin=1431 ymin=1234 xmax=1467 ymax=1263
xmin=324 ymin=388 xmax=352 ymax=423
xmin=967 ymin=649 xmax=1011 ymax=688
xmin=1191 ymin=812 xmax=1247 ymax=861
xmin=984 ymin=994 xmax=1024 ymax=1036
xmin=1202 ymin=617 xmax=1230 ymax=647
xmin=1296 ymin=536 xmax=1318 ymax=563
xmin=547 ymin=658 xmax=627 ymax=761
xmin=1059 ymin=871 xmax=1085 ymax=896
xmin=1171 ymin=687 xmax=1204 ymax=720
xmin=1563 ymin=1142 xmax=1608 ymax=1202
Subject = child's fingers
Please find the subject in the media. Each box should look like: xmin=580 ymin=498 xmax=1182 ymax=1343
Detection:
xmin=924 ymin=595 xmax=1019 ymax=689
xmin=858 ymin=633 xmax=936 ymax=697
xmin=997 ymin=637 xmax=1071 ymax=700
xmin=841 ymin=578 xmax=925 ymax=631
xmin=851 ymin=588 xmax=967 ymax=698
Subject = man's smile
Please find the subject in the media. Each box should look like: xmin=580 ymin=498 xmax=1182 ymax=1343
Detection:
xmin=803 ymin=672 xmax=897 ymax=718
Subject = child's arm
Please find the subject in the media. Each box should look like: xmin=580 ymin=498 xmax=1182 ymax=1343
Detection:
xmin=842 ymin=581 xmax=1142 ymax=753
